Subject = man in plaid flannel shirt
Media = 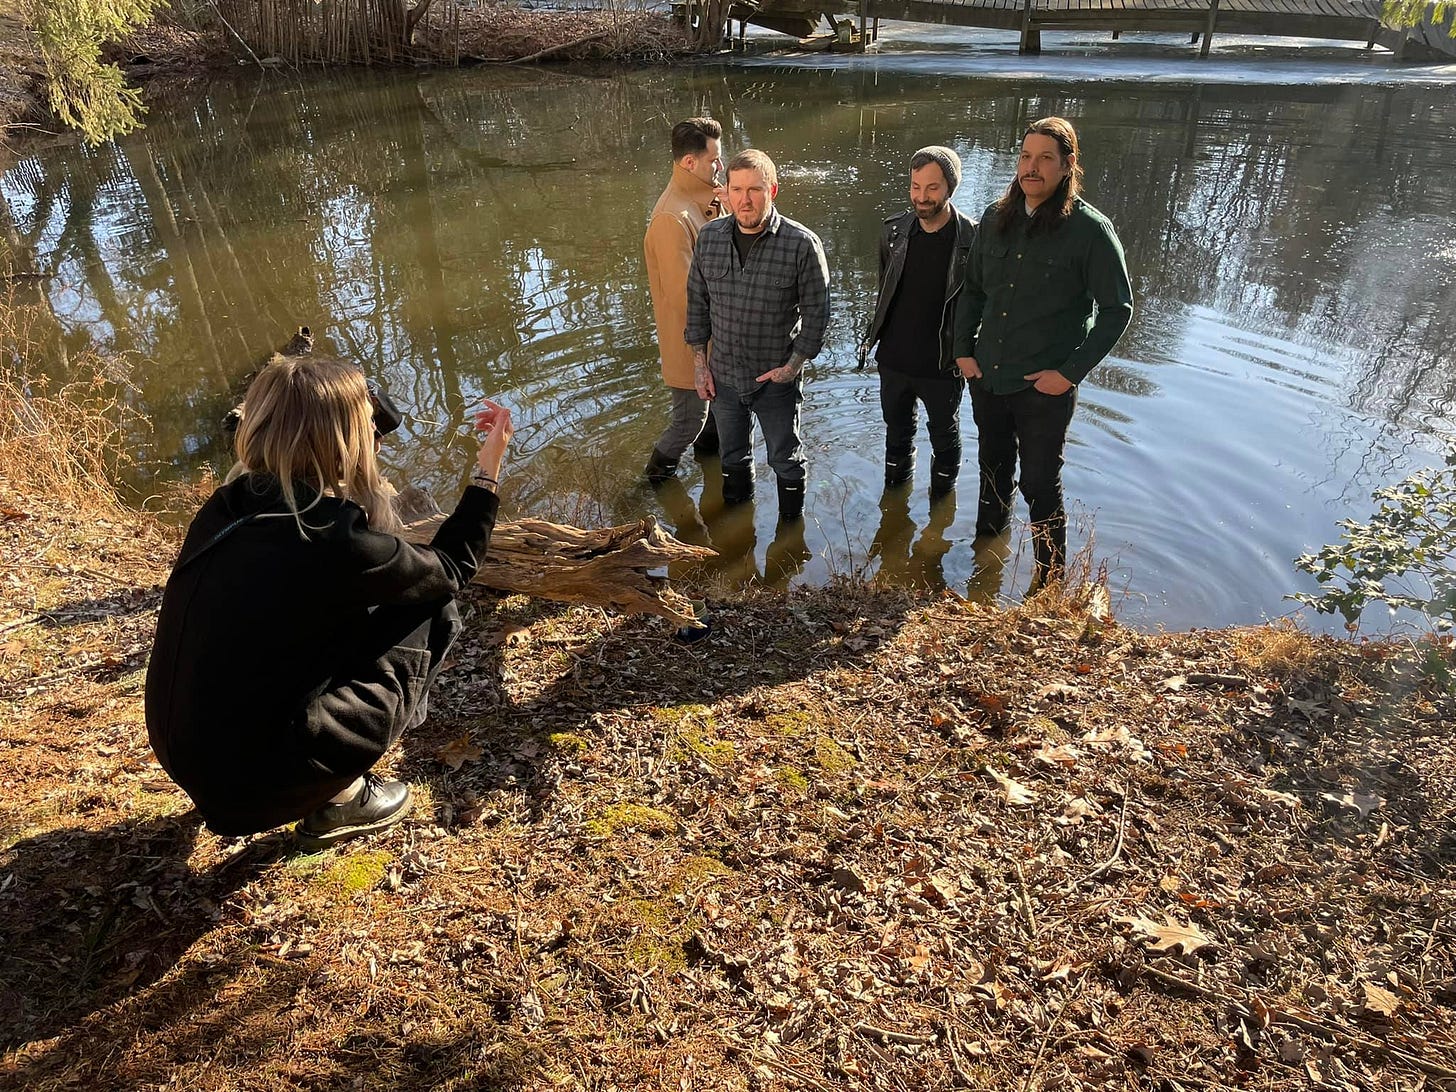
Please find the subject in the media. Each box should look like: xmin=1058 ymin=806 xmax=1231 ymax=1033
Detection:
xmin=685 ymin=148 xmax=830 ymax=524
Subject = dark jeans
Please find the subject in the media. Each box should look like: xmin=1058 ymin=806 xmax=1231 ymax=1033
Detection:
xmin=969 ymin=384 xmax=1078 ymax=576
xmin=879 ymin=366 xmax=964 ymax=488
xmin=712 ymin=376 xmax=806 ymax=485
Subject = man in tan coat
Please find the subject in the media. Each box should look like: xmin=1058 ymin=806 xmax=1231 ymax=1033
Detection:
xmin=643 ymin=117 xmax=725 ymax=484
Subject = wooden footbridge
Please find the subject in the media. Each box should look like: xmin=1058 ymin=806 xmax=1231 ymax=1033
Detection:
xmin=878 ymin=0 xmax=1383 ymax=56
xmin=697 ymin=0 xmax=1455 ymax=57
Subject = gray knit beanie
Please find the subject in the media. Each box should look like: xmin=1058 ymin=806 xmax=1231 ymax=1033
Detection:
xmin=913 ymin=145 xmax=963 ymax=195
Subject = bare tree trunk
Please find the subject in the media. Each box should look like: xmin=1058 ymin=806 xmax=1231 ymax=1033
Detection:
xmin=693 ymin=0 xmax=729 ymax=50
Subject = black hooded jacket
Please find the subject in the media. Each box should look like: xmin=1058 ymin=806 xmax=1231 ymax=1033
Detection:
xmin=145 ymin=475 xmax=497 ymax=835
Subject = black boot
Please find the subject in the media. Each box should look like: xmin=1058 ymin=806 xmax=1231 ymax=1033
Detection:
xmin=692 ymin=409 xmax=720 ymax=458
xmin=1029 ymin=516 xmax=1067 ymax=593
xmin=722 ymin=466 xmax=754 ymax=506
xmin=297 ymin=773 xmax=412 ymax=850
xmin=975 ymin=490 xmax=1011 ymax=539
xmin=929 ymin=449 xmax=961 ymax=501
xmin=644 ymin=447 xmax=680 ymax=486
xmin=776 ymin=477 xmax=805 ymax=524
xmin=885 ymin=451 xmax=915 ymax=489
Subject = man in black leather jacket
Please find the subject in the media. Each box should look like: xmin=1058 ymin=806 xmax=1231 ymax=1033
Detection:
xmin=861 ymin=146 xmax=977 ymax=499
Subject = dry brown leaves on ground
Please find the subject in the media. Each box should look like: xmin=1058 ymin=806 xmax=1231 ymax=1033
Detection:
xmin=2 ymin=488 xmax=1455 ymax=1092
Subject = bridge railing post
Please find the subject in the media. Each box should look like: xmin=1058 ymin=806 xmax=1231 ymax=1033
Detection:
xmin=1019 ymin=0 xmax=1040 ymax=53
xmin=1200 ymin=0 xmax=1221 ymax=57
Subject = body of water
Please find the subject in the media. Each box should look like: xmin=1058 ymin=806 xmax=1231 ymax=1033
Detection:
xmin=4 ymin=31 xmax=1455 ymax=629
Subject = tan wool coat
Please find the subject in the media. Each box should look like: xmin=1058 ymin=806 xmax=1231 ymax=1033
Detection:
xmin=644 ymin=165 xmax=721 ymax=389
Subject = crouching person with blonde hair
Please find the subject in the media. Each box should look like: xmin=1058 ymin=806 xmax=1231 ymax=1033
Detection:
xmin=145 ymin=355 xmax=512 ymax=848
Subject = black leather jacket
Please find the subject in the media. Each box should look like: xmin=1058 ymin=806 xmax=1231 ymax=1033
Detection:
xmin=860 ymin=204 xmax=978 ymax=372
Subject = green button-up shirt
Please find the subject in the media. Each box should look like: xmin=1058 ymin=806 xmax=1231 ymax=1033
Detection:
xmin=953 ymin=197 xmax=1133 ymax=395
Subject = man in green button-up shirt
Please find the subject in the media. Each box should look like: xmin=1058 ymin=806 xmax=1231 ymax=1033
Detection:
xmin=953 ymin=116 xmax=1133 ymax=590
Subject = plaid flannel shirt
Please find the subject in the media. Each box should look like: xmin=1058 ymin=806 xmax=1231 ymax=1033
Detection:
xmin=684 ymin=206 xmax=831 ymax=392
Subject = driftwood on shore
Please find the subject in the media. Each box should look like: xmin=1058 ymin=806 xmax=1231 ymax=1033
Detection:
xmin=399 ymin=490 xmax=715 ymax=628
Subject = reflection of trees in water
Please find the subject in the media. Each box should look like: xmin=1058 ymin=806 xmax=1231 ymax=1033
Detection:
xmin=3 ymin=68 xmax=686 ymax=489
xmin=3 ymin=67 xmax=1454 ymax=499
xmin=1077 ymin=84 xmax=1456 ymax=443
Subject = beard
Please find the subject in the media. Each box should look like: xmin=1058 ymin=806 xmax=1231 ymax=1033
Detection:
xmin=734 ymin=206 xmax=767 ymax=231
xmin=914 ymin=195 xmax=949 ymax=221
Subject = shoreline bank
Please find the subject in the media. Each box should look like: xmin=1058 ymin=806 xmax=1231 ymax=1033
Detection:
xmin=2 ymin=451 xmax=1454 ymax=1086
xmin=0 ymin=7 xmax=691 ymax=159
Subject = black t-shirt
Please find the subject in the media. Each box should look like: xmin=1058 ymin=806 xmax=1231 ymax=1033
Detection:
xmin=733 ymin=221 xmax=766 ymax=267
xmin=876 ymin=218 xmax=955 ymax=377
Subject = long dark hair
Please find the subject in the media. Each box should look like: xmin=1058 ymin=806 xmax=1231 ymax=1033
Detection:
xmin=993 ymin=117 xmax=1083 ymax=236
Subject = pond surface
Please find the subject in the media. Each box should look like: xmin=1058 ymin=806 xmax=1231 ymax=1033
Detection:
xmin=4 ymin=33 xmax=1456 ymax=630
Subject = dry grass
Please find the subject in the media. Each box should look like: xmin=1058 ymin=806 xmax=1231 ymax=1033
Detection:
xmin=210 ymin=0 xmax=690 ymax=67
xmin=1230 ymin=617 xmax=1328 ymax=679
xmin=0 ymin=283 xmax=148 ymax=511
xmin=0 ymin=10 xmax=46 ymax=141
xmin=449 ymin=3 xmax=691 ymax=64
xmin=0 ymin=363 xmax=143 ymax=512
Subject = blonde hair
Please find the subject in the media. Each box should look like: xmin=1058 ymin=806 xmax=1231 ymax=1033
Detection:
xmin=227 ymin=354 xmax=401 ymax=535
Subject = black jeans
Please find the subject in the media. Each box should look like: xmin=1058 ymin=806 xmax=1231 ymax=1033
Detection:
xmin=879 ymin=365 xmax=964 ymax=489
xmin=969 ymin=384 xmax=1078 ymax=577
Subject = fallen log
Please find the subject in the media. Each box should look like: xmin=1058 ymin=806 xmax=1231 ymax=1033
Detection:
xmin=400 ymin=502 xmax=715 ymax=627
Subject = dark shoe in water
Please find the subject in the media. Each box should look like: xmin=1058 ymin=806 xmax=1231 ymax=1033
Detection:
xmin=644 ymin=446 xmax=680 ymax=486
xmin=722 ymin=466 xmax=755 ymax=506
xmin=775 ymin=476 xmax=806 ymax=524
xmin=296 ymin=773 xmax=412 ymax=850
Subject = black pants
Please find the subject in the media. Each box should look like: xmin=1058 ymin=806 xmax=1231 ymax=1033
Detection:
xmin=969 ymin=384 xmax=1077 ymax=578
xmin=301 ymin=599 xmax=462 ymax=786
xmin=879 ymin=365 xmax=964 ymax=489
xmin=166 ymin=597 xmax=463 ymax=838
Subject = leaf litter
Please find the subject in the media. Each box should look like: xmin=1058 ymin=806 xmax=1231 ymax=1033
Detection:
xmin=3 ymin=490 xmax=1456 ymax=1090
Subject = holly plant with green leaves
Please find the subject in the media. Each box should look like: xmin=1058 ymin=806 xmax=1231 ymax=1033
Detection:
xmin=1292 ymin=448 xmax=1456 ymax=632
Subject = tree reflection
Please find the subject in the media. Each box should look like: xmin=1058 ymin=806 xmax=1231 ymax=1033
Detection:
xmin=2 ymin=63 xmax=1453 ymax=514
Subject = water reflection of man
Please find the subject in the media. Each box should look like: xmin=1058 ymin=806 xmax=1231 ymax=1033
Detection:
xmin=643 ymin=117 xmax=726 ymax=485
xmin=869 ymin=489 xmax=957 ymax=590
xmin=954 ymin=117 xmax=1133 ymax=591
xmin=685 ymin=149 xmax=831 ymax=525
xmin=861 ymin=146 xmax=977 ymax=500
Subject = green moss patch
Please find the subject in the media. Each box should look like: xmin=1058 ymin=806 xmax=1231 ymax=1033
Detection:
xmin=812 ymin=735 xmax=857 ymax=775
xmin=581 ymin=802 xmax=678 ymax=839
